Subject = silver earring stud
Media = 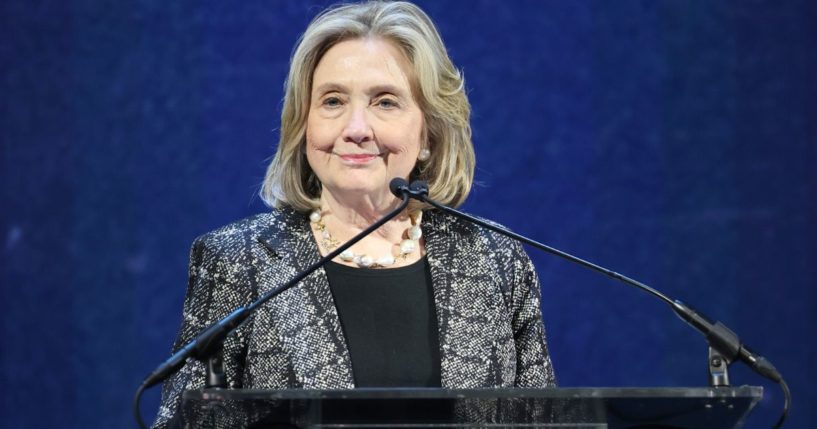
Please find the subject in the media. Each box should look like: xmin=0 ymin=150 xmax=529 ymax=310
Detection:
xmin=418 ymin=148 xmax=431 ymax=161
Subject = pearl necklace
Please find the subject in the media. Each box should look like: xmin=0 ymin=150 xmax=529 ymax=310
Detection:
xmin=309 ymin=210 xmax=422 ymax=268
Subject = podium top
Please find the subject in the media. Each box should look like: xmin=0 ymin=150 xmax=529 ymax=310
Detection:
xmin=185 ymin=385 xmax=761 ymax=399
xmin=182 ymin=386 xmax=762 ymax=428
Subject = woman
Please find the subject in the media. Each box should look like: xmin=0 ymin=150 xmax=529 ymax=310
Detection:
xmin=154 ymin=1 xmax=556 ymax=427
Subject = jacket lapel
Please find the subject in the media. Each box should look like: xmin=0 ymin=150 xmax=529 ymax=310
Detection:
xmin=424 ymin=211 xmax=502 ymax=388
xmin=254 ymin=208 xmax=355 ymax=389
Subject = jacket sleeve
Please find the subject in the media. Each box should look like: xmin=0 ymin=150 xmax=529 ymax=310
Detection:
xmin=151 ymin=236 xmax=255 ymax=429
xmin=509 ymin=242 xmax=557 ymax=387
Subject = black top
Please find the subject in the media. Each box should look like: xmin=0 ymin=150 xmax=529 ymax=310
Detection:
xmin=324 ymin=257 xmax=442 ymax=387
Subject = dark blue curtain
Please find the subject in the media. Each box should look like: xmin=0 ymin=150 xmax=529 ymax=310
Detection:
xmin=2 ymin=1 xmax=815 ymax=427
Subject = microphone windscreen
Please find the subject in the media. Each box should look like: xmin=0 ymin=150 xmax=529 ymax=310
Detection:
xmin=389 ymin=177 xmax=409 ymax=197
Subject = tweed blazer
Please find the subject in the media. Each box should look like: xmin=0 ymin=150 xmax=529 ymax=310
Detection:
xmin=153 ymin=207 xmax=556 ymax=428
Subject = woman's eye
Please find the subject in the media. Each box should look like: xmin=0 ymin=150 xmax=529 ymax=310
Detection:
xmin=322 ymin=97 xmax=342 ymax=108
xmin=376 ymin=98 xmax=399 ymax=109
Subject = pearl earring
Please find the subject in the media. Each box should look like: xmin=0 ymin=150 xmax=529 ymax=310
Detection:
xmin=418 ymin=148 xmax=431 ymax=161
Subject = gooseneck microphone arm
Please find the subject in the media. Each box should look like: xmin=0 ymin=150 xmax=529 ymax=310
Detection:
xmin=400 ymin=180 xmax=789 ymax=428
xmin=133 ymin=183 xmax=412 ymax=429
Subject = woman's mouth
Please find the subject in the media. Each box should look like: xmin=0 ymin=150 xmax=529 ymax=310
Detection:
xmin=337 ymin=153 xmax=380 ymax=164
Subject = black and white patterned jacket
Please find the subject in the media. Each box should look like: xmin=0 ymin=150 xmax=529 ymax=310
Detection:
xmin=153 ymin=206 xmax=556 ymax=428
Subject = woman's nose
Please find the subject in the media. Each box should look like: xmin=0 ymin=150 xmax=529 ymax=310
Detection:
xmin=342 ymin=105 xmax=373 ymax=144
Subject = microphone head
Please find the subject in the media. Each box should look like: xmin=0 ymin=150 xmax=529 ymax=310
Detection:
xmin=409 ymin=180 xmax=429 ymax=196
xmin=389 ymin=177 xmax=410 ymax=198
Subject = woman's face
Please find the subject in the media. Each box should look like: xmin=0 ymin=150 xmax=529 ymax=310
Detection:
xmin=305 ymin=38 xmax=424 ymax=204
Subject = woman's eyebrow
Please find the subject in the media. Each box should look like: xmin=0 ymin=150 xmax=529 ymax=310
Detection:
xmin=312 ymin=82 xmax=409 ymax=98
xmin=367 ymin=84 xmax=408 ymax=98
xmin=313 ymin=82 xmax=348 ymax=95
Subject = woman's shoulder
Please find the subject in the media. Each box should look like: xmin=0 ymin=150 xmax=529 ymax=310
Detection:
xmin=424 ymin=209 xmax=522 ymax=250
xmin=193 ymin=206 xmax=306 ymax=251
xmin=423 ymin=209 xmax=534 ymax=277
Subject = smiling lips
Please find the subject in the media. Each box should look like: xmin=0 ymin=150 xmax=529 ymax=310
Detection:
xmin=337 ymin=153 xmax=381 ymax=164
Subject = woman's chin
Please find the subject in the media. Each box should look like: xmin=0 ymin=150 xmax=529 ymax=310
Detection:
xmin=336 ymin=184 xmax=383 ymax=195
xmin=324 ymin=181 xmax=394 ymax=201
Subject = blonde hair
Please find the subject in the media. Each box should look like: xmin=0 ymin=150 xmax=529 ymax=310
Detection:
xmin=260 ymin=1 xmax=474 ymax=212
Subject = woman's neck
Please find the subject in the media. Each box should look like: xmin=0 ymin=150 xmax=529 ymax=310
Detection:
xmin=319 ymin=190 xmax=409 ymax=239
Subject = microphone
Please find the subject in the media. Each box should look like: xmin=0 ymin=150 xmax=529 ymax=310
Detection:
xmin=389 ymin=177 xmax=411 ymax=197
xmin=134 ymin=182 xmax=412 ymax=428
xmin=395 ymin=181 xmax=786 ymax=398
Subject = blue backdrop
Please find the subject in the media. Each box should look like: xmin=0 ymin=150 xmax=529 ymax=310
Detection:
xmin=2 ymin=1 xmax=815 ymax=427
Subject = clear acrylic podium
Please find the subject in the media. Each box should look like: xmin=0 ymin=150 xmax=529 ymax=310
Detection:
xmin=180 ymin=386 xmax=761 ymax=428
